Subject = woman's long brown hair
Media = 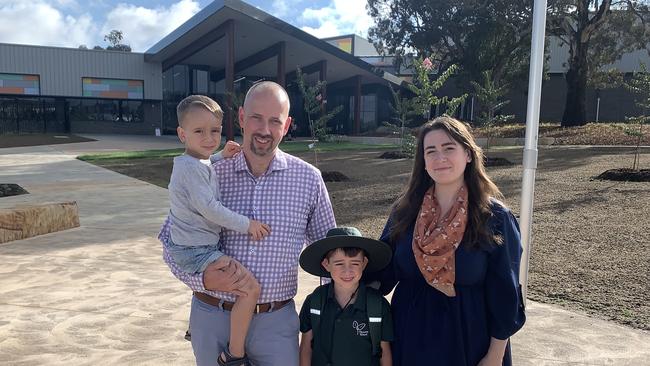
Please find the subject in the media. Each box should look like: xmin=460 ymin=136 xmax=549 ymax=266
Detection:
xmin=389 ymin=116 xmax=504 ymax=249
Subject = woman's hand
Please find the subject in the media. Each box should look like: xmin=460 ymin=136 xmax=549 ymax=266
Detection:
xmin=477 ymin=337 xmax=507 ymax=366
xmin=477 ymin=351 xmax=502 ymax=366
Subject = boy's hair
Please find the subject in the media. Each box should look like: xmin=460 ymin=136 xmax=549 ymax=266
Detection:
xmin=176 ymin=95 xmax=223 ymax=127
xmin=324 ymin=247 xmax=368 ymax=261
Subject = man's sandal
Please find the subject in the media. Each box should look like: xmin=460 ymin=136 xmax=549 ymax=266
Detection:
xmin=217 ymin=348 xmax=250 ymax=366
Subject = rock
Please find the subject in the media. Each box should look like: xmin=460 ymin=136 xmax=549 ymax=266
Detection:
xmin=0 ymin=202 xmax=80 ymax=244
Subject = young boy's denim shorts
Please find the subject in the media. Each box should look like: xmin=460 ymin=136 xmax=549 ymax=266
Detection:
xmin=167 ymin=240 xmax=225 ymax=274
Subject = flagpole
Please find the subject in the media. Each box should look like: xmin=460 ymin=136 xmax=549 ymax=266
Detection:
xmin=519 ymin=0 xmax=548 ymax=302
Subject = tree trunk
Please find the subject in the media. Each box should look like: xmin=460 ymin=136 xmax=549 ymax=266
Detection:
xmin=562 ymin=52 xmax=588 ymax=127
xmin=562 ymin=35 xmax=589 ymax=126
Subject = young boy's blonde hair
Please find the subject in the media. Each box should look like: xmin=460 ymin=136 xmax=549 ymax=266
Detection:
xmin=176 ymin=95 xmax=223 ymax=127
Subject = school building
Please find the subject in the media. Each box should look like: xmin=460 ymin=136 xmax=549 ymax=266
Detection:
xmin=0 ymin=0 xmax=404 ymax=137
xmin=1 ymin=0 xmax=649 ymax=136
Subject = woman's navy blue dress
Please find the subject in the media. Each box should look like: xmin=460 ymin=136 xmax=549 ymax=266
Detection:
xmin=373 ymin=202 xmax=526 ymax=366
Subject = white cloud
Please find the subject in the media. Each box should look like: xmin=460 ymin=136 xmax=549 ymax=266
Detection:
xmin=0 ymin=1 xmax=97 ymax=48
xmin=271 ymin=0 xmax=289 ymax=18
xmin=300 ymin=0 xmax=373 ymax=39
xmin=102 ymin=0 xmax=201 ymax=51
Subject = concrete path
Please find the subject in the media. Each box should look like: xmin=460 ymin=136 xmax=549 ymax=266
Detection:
xmin=1 ymin=135 xmax=648 ymax=365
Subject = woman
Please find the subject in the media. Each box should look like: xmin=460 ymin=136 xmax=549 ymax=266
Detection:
xmin=374 ymin=116 xmax=525 ymax=365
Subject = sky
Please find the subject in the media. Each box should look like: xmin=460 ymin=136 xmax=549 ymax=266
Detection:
xmin=0 ymin=0 xmax=375 ymax=52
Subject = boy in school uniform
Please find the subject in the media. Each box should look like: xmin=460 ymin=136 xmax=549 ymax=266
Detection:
xmin=298 ymin=227 xmax=394 ymax=366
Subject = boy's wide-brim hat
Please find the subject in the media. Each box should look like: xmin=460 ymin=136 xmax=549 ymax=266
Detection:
xmin=299 ymin=227 xmax=392 ymax=277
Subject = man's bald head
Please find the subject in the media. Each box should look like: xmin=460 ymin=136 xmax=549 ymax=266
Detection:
xmin=243 ymin=81 xmax=290 ymax=112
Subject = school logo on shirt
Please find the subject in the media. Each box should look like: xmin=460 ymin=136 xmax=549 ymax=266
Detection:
xmin=352 ymin=321 xmax=369 ymax=336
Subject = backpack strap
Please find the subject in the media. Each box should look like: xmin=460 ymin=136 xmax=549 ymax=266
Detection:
xmin=365 ymin=289 xmax=383 ymax=357
xmin=309 ymin=285 xmax=327 ymax=346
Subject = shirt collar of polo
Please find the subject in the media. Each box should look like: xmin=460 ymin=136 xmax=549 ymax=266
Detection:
xmin=234 ymin=149 xmax=289 ymax=174
xmin=326 ymin=280 xmax=368 ymax=311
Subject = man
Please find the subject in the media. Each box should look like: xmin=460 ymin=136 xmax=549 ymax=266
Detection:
xmin=159 ymin=81 xmax=336 ymax=366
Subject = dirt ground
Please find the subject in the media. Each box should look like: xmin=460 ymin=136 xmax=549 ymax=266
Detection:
xmin=89 ymin=146 xmax=650 ymax=331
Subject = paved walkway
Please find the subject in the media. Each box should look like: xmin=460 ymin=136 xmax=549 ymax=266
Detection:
xmin=1 ymin=135 xmax=648 ymax=365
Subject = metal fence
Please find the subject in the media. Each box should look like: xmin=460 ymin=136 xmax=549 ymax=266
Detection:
xmin=0 ymin=97 xmax=67 ymax=135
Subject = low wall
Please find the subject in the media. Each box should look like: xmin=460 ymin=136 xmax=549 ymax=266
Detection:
xmin=0 ymin=201 xmax=80 ymax=244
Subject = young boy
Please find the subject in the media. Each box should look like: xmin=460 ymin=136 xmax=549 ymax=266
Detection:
xmin=298 ymin=227 xmax=394 ymax=366
xmin=167 ymin=95 xmax=269 ymax=366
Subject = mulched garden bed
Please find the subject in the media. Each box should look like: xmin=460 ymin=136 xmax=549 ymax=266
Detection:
xmin=596 ymin=168 xmax=650 ymax=182
xmin=0 ymin=183 xmax=29 ymax=198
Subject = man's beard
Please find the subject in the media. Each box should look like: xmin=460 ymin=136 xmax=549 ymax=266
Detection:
xmin=249 ymin=133 xmax=276 ymax=156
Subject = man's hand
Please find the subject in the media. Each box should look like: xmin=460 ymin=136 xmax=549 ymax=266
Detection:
xmin=203 ymin=256 xmax=256 ymax=297
xmin=221 ymin=140 xmax=242 ymax=158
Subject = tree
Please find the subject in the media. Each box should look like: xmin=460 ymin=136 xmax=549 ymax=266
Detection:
xmin=471 ymin=70 xmax=514 ymax=154
xmin=104 ymin=30 xmax=132 ymax=52
xmin=367 ymin=0 xmax=534 ymax=87
xmin=409 ymin=58 xmax=468 ymax=119
xmin=385 ymin=86 xmax=419 ymax=156
xmin=547 ymin=0 xmax=650 ymax=126
xmin=295 ymin=67 xmax=343 ymax=166
xmin=623 ymin=62 xmax=650 ymax=170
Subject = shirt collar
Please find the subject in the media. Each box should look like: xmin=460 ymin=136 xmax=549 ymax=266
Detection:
xmin=326 ymin=281 xmax=368 ymax=311
xmin=233 ymin=149 xmax=289 ymax=174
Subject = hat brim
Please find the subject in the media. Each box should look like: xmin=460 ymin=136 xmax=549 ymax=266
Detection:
xmin=299 ymin=235 xmax=392 ymax=277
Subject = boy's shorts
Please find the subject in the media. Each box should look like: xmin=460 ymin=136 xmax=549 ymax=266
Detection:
xmin=167 ymin=240 xmax=225 ymax=274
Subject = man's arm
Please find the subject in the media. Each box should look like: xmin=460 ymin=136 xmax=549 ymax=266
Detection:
xmin=305 ymin=174 xmax=336 ymax=242
xmin=159 ymin=218 xmax=252 ymax=295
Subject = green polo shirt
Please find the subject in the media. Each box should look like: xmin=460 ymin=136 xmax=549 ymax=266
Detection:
xmin=299 ymin=282 xmax=394 ymax=366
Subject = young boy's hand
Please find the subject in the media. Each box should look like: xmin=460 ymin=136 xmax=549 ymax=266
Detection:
xmin=248 ymin=219 xmax=271 ymax=240
xmin=222 ymin=140 xmax=241 ymax=158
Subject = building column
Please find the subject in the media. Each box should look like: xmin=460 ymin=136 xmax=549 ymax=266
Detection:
xmin=277 ymin=42 xmax=286 ymax=87
xmin=354 ymin=75 xmax=361 ymax=135
xmin=224 ymin=20 xmax=235 ymax=141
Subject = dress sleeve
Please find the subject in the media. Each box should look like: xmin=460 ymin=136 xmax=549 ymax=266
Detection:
xmin=485 ymin=207 xmax=526 ymax=340
xmin=365 ymin=217 xmax=398 ymax=296
xmin=299 ymin=293 xmax=313 ymax=333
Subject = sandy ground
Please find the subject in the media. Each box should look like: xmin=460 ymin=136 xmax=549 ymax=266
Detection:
xmin=1 ymin=139 xmax=649 ymax=365
xmin=88 ymin=145 xmax=650 ymax=331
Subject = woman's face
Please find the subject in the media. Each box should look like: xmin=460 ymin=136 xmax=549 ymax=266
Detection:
xmin=423 ymin=129 xmax=471 ymax=188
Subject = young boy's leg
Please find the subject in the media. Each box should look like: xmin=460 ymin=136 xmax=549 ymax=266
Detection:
xmin=227 ymin=276 xmax=261 ymax=358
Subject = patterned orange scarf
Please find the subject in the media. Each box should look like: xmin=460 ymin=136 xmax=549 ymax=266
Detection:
xmin=412 ymin=184 xmax=469 ymax=297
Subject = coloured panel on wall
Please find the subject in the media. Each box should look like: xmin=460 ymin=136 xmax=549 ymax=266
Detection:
xmin=82 ymin=78 xmax=143 ymax=99
xmin=333 ymin=38 xmax=352 ymax=54
xmin=0 ymin=73 xmax=40 ymax=95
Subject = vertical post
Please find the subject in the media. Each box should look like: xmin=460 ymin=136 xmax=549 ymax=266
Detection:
xmin=519 ymin=0 xmax=548 ymax=302
xmin=596 ymin=97 xmax=601 ymax=122
xmin=470 ymin=96 xmax=475 ymax=121
xmin=354 ymin=75 xmax=362 ymax=135
xmin=277 ymin=42 xmax=286 ymax=87
xmin=224 ymin=20 xmax=235 ymax=141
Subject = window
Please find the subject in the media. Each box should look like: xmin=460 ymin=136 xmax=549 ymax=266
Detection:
xmin=69 ymin=98 xmax=142 ymax=123
xmin=360 ymin=94 xmax=377 ymax=132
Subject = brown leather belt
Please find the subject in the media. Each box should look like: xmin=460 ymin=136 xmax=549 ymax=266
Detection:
xmin=194 ymin=292 xmax=292 ymax=313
